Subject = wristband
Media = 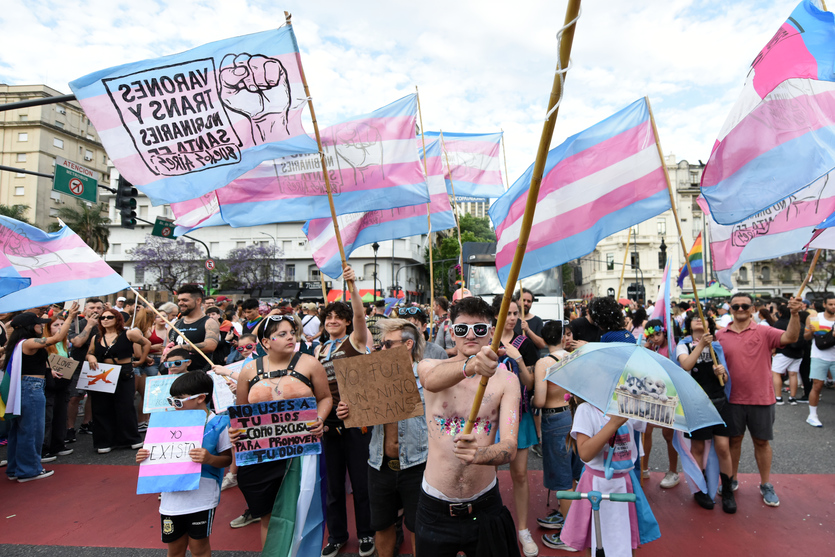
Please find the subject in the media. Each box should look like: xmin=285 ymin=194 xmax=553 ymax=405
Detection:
xmin=462 ymin=355 xmax=476 ymax=378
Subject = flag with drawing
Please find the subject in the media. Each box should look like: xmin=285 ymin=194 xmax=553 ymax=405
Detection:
xmin=69 ymin=26 xmax=320 ymax=205
xmin=489 ymin=98 xmax=670 ymax=286
xmin=700 ymin=0 xmax=835 ymax=224
xmin=422 ymin=131 xmax=505 ymax=198
xmin=171 ymin=94 xmax=430 ymax=232
xmin=0 ymin=216 xmax=130 ymax=313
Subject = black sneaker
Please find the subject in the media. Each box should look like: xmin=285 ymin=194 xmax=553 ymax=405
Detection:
xmin=798 ymin=396 xmax=810 ymax=404
xmin=41 ymin=453 xmax=57 ymax=463
xmin=775 ymin=397 xmax=784 ymax=405
xmin=789 ymin=397 xmax=798 ymax=406
xmin=79 ymin=422 xmax=93 ymax=435
xmin=55 ymin=447 xmax=74 ymax=456
xmin=530 ymin=443 xmax=543 ymax=458
xmin=358 ymin=537 xmax=375 ymax=557
xmin=65 ymin=428 xmax=77 ymax=443
xmin=18 ymin=469 xmax=54 ymax=483
xmin=321 ymin=541 xmax=345 ymax=557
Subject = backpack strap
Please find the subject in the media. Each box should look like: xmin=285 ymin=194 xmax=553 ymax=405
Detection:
xmin=511 ymin=335 xmax=527 ymax=349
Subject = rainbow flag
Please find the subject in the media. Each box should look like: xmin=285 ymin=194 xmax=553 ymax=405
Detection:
xmin=676 ymin=232 xmax=704 ymax=288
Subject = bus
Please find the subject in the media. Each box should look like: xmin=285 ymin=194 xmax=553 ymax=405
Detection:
xmin=462 ymin=242 xmax=564 ymax=322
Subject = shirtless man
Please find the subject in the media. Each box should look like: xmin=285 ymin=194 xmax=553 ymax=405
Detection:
xmin=415 ymin=296 xmax=522 ymax=557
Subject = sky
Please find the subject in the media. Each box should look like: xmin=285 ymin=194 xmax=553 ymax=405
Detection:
xmin=0 ymin=0 xmax=807 ymax=188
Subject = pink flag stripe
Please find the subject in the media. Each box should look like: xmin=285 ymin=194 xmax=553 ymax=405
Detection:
xmin=447 ymin=167 xmax=503 ymax=185
xmin=440 ymin=140 xmax=501 ymax=155
xmin=496 ymin=120 xmax=654 ymax=237
xmin=143 ymin=425 xmax=206 ymax=445
xmin=496 ymin=168 xmax=667 ymax=263
xmin=16 ymin=260 xmax=123 ymax=285
xmin=137 ymin=461 xmax=201 ymax=477
xmin=702 ymin=82 xmax=835 ymax=190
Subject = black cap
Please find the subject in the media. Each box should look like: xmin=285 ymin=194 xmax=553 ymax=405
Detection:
xmin=10 ymin=312 xmax=51 ymax=328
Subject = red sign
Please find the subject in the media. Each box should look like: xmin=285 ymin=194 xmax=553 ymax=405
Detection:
xmin=68 ymin=178 xmax=84 ymax=195
xmin=205 ymin=259 xmax=216 ymax=271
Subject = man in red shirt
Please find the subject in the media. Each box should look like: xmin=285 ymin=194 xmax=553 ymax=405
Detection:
xmin=716 ymin=292 xmax=801 ymax=508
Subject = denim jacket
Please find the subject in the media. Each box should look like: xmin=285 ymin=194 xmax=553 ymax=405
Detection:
xmin=368 ymin=362 xmax=428 ymax=470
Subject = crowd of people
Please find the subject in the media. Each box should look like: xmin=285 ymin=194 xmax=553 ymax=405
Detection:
xmin=0 ymin=274 xmax=823 ymax=556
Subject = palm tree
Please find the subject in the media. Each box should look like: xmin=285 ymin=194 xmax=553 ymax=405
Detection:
xmin=0 ymin=204 xmax=31 ymax=223
xmin=48 ymin=201 xmax=111 ymax=254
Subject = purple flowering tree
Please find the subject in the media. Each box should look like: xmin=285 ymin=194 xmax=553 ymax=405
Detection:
xmin=776 ymin=252 xmax=835 ymax=294
xmin=128 ymin=235 xmax=204 ymax=293
xmin=225 ymin=243 xmax=285 ymax=290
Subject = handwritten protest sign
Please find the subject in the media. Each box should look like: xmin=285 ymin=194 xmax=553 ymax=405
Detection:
xmin=333 ymin=347 xmax=423 ymax=428
xmin=48 ymin=354 xmax=78 ymax=379
xmin=137 ymin=410 xmax=204 ymax=494
xmin=210 ymin=373 xmax=236 ymax=414
xmin=144 ymin=375 xmax=179 ymax=413
xmin=77 ymin=362 xmax=119 ymax=393
xmin=229 ymin=397 xmax=321 ymax=466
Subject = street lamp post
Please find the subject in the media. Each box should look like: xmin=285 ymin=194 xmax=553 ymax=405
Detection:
xmin=260 ymin=231 xmax=277 ymax=297
xmin=372 ymin=242 xmax=380 ymax=303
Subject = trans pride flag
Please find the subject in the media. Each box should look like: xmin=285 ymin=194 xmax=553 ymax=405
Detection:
xmin=171 ymin=94 xmax=430 ymax=231
xmin=262 ymin=455 xmax=324 ymax=557
xmin=489 ymin=98 xmax=670 ymax=286
xmin=303 ymin=137 xmax=455 ymax=279
xmin=423 ymin=131 xmax=504 ymax=198
xmin=69 ymin=27 xmax=319 ymax=205
xmin=650 ymin=259 xmax=675 ymax=362
xmin=701 ymin=0 xmax=835 ymax=224
xmin=0 ymin=217 xmax=130 ymax=313
xmin=676 ymin=233 xmax=704 ymax=288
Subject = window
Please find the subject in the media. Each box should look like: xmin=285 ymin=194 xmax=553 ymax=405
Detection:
xmin=18 ymin=132 xmax=28 ymax=142
xmin=210 ymin=242 xmax=219 ymax=253
xmin=162 ymin=205 xmax=171 ymax=216
xmin=85 ymin=149 xmax=93 ymax=161
xmin=15 ymin=186 xmax=25 ymax=196
xmin=51 ymin=158 xmax=56 ymax=167
xmin=308 ymin=265 xmax=320 ymax=279
xmin=112 ymin=244 xmax=121 ymax=255
xmin=283 ymin=240 xmax=292 ymax=252
xmin=57 ymin=106 xmax=66 ymax=115
xmin=761 ymin=266 xmax=771 ymax=281
xmin=258 ymin=241 xmax=269 ymax=248
xmin=630 ymin=252 xmax=640 ymax=269
xmin=236 ymin=241 xmax=245 ymax=249
xmin=19 ymin=115 xmax=28 ymax=121
xmin=50 ymin=191 xmax=61 ymax=201
xmin=364 ymin=263 xmax=378 ymax=279
xmin=692 ymin=217 xmax=702 ymax=238
xmin=55 ymin=121 xmax=64 ymax=129
xmin=606 ymin=253 xmax=615 ymax=271
xmin=739 ymin=266 xmax=748 ymax=281
xmin=139 ymin=205 xmax=149 ymax=218
xmin=629 ymin=225 xmax=639 ymax=236
xmin=285 ymin=264 xmax=295 ymax=281
xmin=16 ymin=153 xmax=26 ymax=162
xmin=86 ymin=134 xmax=94 ymax=140
xmin=657 ymin=218 xmax=666 ymax=236
xmin=49 ymin=208 xmax=59 ymax=217
xmin=53 ymin=137 xmax=64 ymax=149
xmin=135 ymin=268 xmax=145 ymax=283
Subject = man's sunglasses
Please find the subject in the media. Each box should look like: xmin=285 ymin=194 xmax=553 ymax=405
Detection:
xmin=163 ymin=359 xmax=191 ymax=368
xmin=452 ymin=323 xmax=490 ymax=337
xmin=236 ymin=343 xmax=257 ymax=352
xmin=380 ymin=339 xmax=407 ymax=349
xmin=397 ymin=307 xmax=423 ymax=316
xmin=731 ymin=304 xmax=752 ymax=311
xmin=166 ymin=394 xmax=203 ymax=408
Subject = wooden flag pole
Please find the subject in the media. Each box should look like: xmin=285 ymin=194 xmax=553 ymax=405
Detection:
xmin=286 ymin=12 xmax=352 ymax=287
xmin=646 ymin=97 xmax=722 ymax=384
xmin=439 ymin=131 xmax=466 ymax=301
xmin=796 ymin=249 xmax=822 ymax=298
xmin=616 ymin=232 xmax=631 ymax=300
xmin=131 ymin=289 xmax=214 ymax=367
xmin=463 ymin=0 xmax=582 ymax=434
xmin=416 ymin=87 xmax=436 ymax=340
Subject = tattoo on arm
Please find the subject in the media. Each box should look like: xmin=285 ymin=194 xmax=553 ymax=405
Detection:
xmin=473 ymin=446 xmax=512 ymax=466
xmin=33 ymin=338 xmax=47 ymax=345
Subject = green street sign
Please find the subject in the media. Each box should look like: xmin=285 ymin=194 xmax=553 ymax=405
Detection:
xmin=151 ymin=217 xmax=178 ymax=239
xmin=52 ymin=156 xmax=99 ymax=204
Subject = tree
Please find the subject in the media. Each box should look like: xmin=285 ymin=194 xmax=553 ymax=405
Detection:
xmin=425 ymin=214 xmax=497 ymax=298
xmin=0 ymin=204 xmax=31 ymax=224
xmin=223 ymin=244 xmax=285 ymax=290
xmin=128 ymin=235 xmax=204 ymax=293
xmin=775 ymin=252 xmax=835 ymax=294
xmin=48 ymin=201 xmax=111 ymax=254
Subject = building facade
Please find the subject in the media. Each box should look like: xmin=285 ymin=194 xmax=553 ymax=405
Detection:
xmin=0 ymin=84 xmax=109 ymax=229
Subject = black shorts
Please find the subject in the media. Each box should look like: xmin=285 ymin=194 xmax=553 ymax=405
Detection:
xmin=368 ymin=459 xmax=425 ymax=532
xmin=726 ymin=402 xmax=776 ymax=441
xmin=160 ymin=508 xmax=215 ymax=543
xmin=687 ymin=397 xmax=732 ymax=441
xmin=237 ymin=458 xmax=287 ymax=518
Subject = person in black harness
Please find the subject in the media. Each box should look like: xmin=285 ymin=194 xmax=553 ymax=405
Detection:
xmin=168 ymin=284 xmax=219 ymax=371
xmin=233 ymin=314 xmax=332 ymax=549
xmin=86 ymin=308 xmax=151 ymax=454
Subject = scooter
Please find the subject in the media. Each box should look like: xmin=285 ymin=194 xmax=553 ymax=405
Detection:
xmin=556 ymin=490 xmax=637 ymax=557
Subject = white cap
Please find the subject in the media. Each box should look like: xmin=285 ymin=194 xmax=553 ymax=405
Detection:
xmin=721 ymin=303 xmax=730 ymax=310
xmin=117 ymin=296 xmax=126 ymax=302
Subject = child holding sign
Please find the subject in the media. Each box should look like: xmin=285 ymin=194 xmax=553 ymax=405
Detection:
xmin=136 ymin=372 xmax=233 ymax=557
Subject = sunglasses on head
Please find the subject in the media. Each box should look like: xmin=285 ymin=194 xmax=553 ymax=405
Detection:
xmin=731 ymin=304 xmax=751 ymax=311
xmin=380 ymin=339 xmax=407 ymax=349
xmin=163 ymin=359 xmax=190 ymax=368
xmin=452 ymin=323 xmax=490 ymax=338
xmin=236 ymin=343 xmax=257 ymax=352
xmin=397 ymin=307 xmax=423 ymax=316
xmin=166 ymin=394 xmax=204 ymax=408
xmin=265 ymin=314 xmax=297 ymax=329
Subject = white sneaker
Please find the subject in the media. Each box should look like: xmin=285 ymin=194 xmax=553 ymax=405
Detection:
xmin=221 ymin=472 xmax=238 ymax=491
xmin=806 ymin=415 xmax=823 ymax=427
xmin=641 ymin=469 xmax=651 ymax=479
xmin=518 ymin=529 xmax=539 ymax=557
xmin=660 ymin=471 xmax=680 ymax=489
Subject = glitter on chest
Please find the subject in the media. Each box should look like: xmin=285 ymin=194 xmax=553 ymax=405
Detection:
xmin=433 ymin=416 xmax=492 ymax=436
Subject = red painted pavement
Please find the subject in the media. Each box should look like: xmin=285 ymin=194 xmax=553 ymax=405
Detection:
xmin=1 ymin=465 xmax=833 ymax=554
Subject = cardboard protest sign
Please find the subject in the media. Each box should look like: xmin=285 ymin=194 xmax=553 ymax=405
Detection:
xmin=77 ymin=362 xmax=119 ymax=393
xmin=228 ymin=397 xmax=321 ymax=466
xmin=48 ymin=354 xmax=78 ymax=379
xmin=144 ymin=375 xmax=179 ymax=413
xmin=137 ymin=410 xmax=204 ymax=494
xmin=210 ymin=373 xmax=236 ymax=414
xmin=333 ymin=346 xmax=423 ymax=428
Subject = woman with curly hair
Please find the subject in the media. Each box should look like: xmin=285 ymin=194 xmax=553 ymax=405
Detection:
xmin=588 ymin=297 xmax=636 ymax=344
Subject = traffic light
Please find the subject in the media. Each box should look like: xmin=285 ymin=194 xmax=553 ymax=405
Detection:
xmin=210 ymin=273 xmax=220 ymax=292
xmin=115 ymin=176 xmax=137 ymax=229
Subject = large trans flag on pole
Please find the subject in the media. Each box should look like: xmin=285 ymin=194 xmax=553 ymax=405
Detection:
xmin=303 ymin=137 xmax=455 ymax=279
xmin=701 ymin=0 xmax=835 ymax=224
xmin=69 ymin=27 xmax=319 ymax=205
xmin=171 ymin=94 xmax=429 ymax=231
xmin=700 ymin=171 xmax=835 ymax=287
xmin=0 ymin=217 xmax=130 ymax=313
xmin=489 ymin=98 xmax=670 ymax=286
xmin=423 ymin=131 xmax=504 ymax=198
